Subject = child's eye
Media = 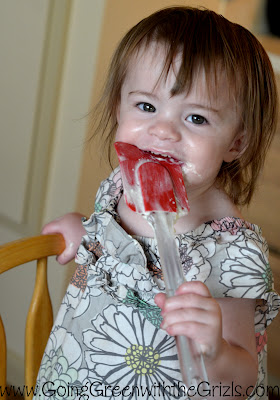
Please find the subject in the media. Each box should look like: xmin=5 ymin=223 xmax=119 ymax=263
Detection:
xmin=186 ymin=114 xmax=207 ymax=125
xmin=137 ymin=102 xmax=156 ymax=113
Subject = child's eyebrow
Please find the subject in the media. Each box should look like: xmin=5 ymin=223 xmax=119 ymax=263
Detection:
xmin=128 ymin=90 xmax=159 ymax=100
xmin=187 ymin=103 xmax=220 ymax=113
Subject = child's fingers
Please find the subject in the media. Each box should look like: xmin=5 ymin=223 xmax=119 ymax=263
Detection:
xmin=162 ymin=292 xmax=216 ymax=315
xmin=154 ymin=293 xmax=166 ymax=309
xmin=41 ymin=221 xmax=73 ymax=264
xmin=175 ymin=281 xmax=211 ymax=297
xmin=161 ymin=306 xmax=213 ymax=329
xmin=161 ymin=307 xmax=222 ymax=358
xmin=163 ymin=319 xmax=206 ymax=338
xmin=56 ymin=243 xmax=76 ymax=265
xmin=161 ymin=320 xmax=216 ymax=356
xmin=41 ymin=221 xmax=61 ymax=235
xmin=155 ymin=282 xmax=211 ymax=310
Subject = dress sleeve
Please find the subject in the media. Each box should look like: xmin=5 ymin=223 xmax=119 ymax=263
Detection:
xmin=200 ymin=218 xmax=280 ymax=332
xmin=94 ymin=167 xmax=122 ymax=212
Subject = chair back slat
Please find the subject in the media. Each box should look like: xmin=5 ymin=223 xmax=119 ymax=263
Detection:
xmin=25 ymin=257 xmax=54 ymax=393
xmin=0 ymin=234 xmax=65 ymax=398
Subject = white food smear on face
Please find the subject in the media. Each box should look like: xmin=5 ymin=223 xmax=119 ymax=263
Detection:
xmin=182 ymin=162 xmax=202 ymax=179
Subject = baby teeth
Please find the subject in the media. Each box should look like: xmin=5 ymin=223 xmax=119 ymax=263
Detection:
xmin=149 ymin=151 xmax=177 ymax=163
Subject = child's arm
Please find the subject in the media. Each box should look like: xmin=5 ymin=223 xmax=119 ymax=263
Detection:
xmin=155 ymin=281 xmax=258 ymax=398
xmin=42 ymin=212 xmax=86 ymax=264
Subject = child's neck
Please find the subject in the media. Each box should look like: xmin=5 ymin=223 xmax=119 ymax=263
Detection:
xmin=117 ymin=185 xmax=242 ymax=237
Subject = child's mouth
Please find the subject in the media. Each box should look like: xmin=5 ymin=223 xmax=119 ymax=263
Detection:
xmin=142 ymin=149 xmax=182 ymax=165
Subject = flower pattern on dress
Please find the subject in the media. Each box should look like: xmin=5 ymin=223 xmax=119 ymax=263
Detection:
xmin=179 ymin=241 xmax=213 ymax=282
xmin=255 ymin=331 xmax=267 ymax=354
xmin=176 ymin=228 xmax=216 ymax=282
xmin=95 ymin=168 xmax=122 ymax=213
xmin=36 ymin=327 xmax=82 ymax=399
xmin=147 ymin=260 xmax=163 ymax=280
xmin=219 ymin=229 xmax=273 ymax=298
xmin=33 ymin=167 xmax=280 ymax=400
xmin=70 ymin=264 xmax=88 ymax=292
xmin=123 ymin=289 xmax=162 ymax=328
xmin=255 ymin=292 xmax=280 ymax=331
xmin=83 ymin=304 xmax=185 ymax=399
xmin=211 ymin=217 xmax=253 ymax=236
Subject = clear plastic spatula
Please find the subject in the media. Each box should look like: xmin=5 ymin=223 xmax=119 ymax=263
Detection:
xmin=115 ymin=142 xmax=209 ymax=390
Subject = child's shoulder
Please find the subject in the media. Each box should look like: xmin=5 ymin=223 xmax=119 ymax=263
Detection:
xmin=176 ymin=186 xmax=243 ymax=234
xmin=204 ymin=186 xmax=243 ymax=221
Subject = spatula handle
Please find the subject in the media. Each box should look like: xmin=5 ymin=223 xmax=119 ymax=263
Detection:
xmin=152 ymin=213 xmax=208 ymax=390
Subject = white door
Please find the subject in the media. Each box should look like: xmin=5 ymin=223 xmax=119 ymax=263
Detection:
xmin=0 ymin=0 xmax=105 ymax=387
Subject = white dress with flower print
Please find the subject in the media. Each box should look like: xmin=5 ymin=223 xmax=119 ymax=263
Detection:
xmin=34 ymin=167 xmax=280 ymax=400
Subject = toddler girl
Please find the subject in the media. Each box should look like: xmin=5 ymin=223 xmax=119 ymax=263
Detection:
xmin=35 ymin=6 xmax=280 ymax=400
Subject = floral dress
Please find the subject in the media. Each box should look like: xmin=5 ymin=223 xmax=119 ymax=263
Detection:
xmin=34 ymin=167 xmax=280 ymax=400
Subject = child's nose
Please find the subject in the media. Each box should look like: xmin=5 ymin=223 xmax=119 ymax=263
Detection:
xmin=149 ymin=121 xmax=180 ymax=141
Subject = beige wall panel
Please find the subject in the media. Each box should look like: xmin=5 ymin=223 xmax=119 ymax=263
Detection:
xmin=0 ymin=0 xmax=105 ymax=386
xmin=0 ymin=0 xmax=71 ymax=386
xmin=222 ymin=0 xmax=262 ymax=29
xmin=0 ymin=1 xmax=49 ymax=225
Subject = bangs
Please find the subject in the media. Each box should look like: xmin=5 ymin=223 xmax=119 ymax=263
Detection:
xmin=133 ymin=8 xmax=241 ymax=100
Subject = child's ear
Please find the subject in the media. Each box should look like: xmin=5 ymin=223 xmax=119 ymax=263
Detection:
xmin=224 ymin=131 xmax=247 ymax=162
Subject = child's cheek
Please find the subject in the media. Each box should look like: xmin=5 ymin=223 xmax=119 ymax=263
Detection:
xmin=181 ymin=161 xmax=202 ymax=186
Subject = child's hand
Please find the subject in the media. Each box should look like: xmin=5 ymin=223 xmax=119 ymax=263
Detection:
xmin=155 ymin=281 xmax=223 ymax=361
xmin=42 ymin=212 xmax=86 ymax=265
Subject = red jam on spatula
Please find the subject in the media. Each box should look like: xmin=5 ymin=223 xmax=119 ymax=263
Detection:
xmin=114 ymin=141 xmax=189 ymax=214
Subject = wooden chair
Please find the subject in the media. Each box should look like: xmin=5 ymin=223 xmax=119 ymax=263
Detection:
xmin=0 ymin=234 xmax=65 ymax=399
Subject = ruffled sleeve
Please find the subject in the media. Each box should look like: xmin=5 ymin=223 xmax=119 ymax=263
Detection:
xmin=199 ymin=217 xmax=280 ymax=332
xmin=94 ymin=166 xmax=122 ymax=213
xmin=75 ymin=166 xmax=161 ymax=306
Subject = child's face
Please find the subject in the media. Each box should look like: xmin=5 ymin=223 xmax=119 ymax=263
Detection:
xmin=115 ymin=44 xmax=244 ymax=197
